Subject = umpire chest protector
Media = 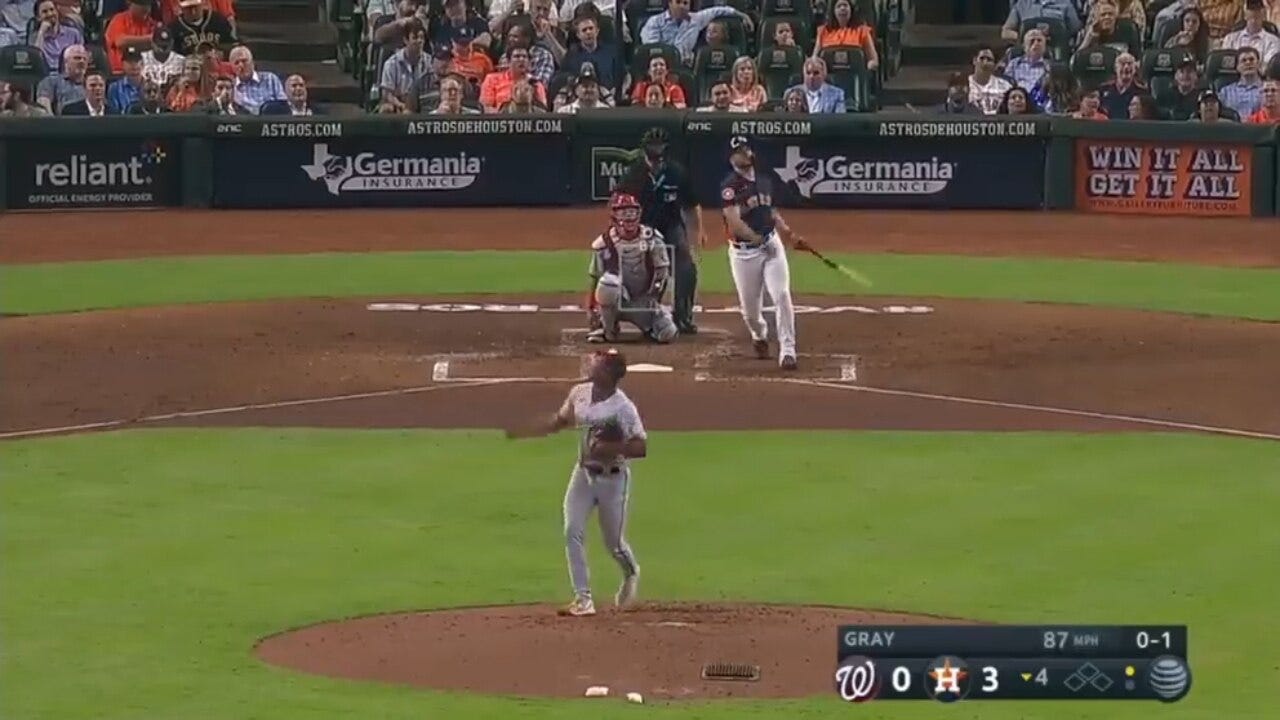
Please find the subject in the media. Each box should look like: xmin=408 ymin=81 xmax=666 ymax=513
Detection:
xmin=623 ymin=159 xmax=691 ymax=234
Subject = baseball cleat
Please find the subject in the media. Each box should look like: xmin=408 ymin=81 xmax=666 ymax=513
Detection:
xmin=678 ymin=322 xmax=699 ymax=335
xmin=752 ymin=339 xmax=769 ymax=359
xmin=586 ymin=328 xmax=607 ymax=343
xmin=615 ymin=573 xmax=639 ymax=607
xmin=780 ymin=355 xmax=798 ymax=371
xmin=558 ymin=596 xmax=596 ymax=617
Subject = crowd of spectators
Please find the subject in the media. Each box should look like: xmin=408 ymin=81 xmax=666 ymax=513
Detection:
xmin=4 ymin=0 xmax=1279 ymax=120
xmin=946 ymin=0 xmax=1280 ymax=123
xmin=360 ymin=0 xmax=883 ymax=115
xmin=1 ymin=0 xmax=323 ymax=116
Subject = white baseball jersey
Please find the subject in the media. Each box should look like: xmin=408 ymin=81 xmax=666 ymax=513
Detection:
xmin=560 ymin=382 xmax=646 ymax=466
xmin=588 ymin=226 xmax=669 ymax=300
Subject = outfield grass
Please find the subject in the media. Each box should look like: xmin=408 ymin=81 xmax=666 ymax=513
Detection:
xmin=2 ymin=429 xmax=1276 ymax=720
xmin=4 ymin=251 xmax=1280 ymax=319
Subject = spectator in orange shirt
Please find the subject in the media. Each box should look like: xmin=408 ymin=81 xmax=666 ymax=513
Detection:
xmin=166 ymin=54 xmax=209 ymax=110
xmin=481 ymin=46 xmax=547 ymax=112
xmin=446 ymin=24 xmax=494 ymax=91
xmin=160 ymin=0 xmax=236 ymax=32
xmin=814 ymin=0 xmax=878 ymax=71
xmin=1071 ymin=88 xmax=1108 ymax=119
xmin=105 ymin=0 xmax=159 ymax=72
xmin=1247 ymin=79 xmax=1280 ymax=123
xmin=630 ymin=56 xmax=686 ymax=108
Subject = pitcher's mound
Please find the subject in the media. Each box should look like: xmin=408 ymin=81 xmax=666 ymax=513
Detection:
xmin=255 ymin=602 xmax=966 ymax=700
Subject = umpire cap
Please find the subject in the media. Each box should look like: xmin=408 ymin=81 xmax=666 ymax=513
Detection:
xmin=640 ymin=126 xmax=670 ymax=147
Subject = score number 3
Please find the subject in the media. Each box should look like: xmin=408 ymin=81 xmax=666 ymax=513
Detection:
xmin=981 ymin=666 xmax=999 ymax=693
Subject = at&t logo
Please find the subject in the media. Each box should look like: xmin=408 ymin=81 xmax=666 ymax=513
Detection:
xmin=834 ymin=656 xmax=879 ymax=702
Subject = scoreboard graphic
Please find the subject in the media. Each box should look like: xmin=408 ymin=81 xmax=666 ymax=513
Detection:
xmin=834 ymin=626 xmax=1190 ymax=703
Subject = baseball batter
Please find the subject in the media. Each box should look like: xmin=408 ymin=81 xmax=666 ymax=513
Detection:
xmin=586 ymin=192 xmax=679 ymax=344
xmin=506 ymin=349 xmax=647 ymax=617
xmin=720 ymin=135 xmax=800 ymax=370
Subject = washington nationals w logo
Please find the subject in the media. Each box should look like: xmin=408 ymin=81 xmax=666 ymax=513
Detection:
xmin=835 ymin=657 xmax=879 ymax=702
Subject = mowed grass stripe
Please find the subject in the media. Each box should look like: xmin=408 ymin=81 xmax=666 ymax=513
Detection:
xmin=2 ymin=429 xmax=1278 ymax=720
xmin=4 ymin=251 xmax=1280 ymax=318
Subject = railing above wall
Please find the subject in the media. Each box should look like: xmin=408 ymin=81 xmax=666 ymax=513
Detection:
xmin=0 ymin=112 xmax=1274 ymax=216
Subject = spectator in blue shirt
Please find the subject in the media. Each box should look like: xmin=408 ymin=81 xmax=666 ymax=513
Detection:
xmin=108 ymin=46 xmax=146 ymax=113
xmin=1218 ymin=47 xmax=1266 ymax=119
xmin=1004 ymin=29 xmax=1051 ymax=92
xmin=1002 ymin=0 xmax=1081 ymax=43
xmin=229 ymin=44 xmax=286 ymax=114
xmin=639 ymin=0 xmax=754 ymax=64
xmin=563 ymin=13 xmax=622 ymax=89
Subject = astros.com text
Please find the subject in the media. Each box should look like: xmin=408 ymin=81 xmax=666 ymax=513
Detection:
xmin=879 ymin=122 xmax=1038 ymax=137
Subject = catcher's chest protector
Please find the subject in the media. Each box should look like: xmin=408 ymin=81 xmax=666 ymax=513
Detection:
xmin=600 ymin=228 xmax=658 ymax=291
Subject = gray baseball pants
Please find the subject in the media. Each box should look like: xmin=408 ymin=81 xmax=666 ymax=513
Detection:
xmin=564 ymin=464 xmax=638 ymax=599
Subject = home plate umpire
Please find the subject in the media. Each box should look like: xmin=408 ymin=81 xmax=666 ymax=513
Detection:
xmin=618 ymin=127 xmax=707 ymax=335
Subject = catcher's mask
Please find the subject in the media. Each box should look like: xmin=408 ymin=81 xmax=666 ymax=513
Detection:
xmin=609 ymin=191 xmax=642 ymax=239
xmin=591 ymin=348 xmax=627 ymax=382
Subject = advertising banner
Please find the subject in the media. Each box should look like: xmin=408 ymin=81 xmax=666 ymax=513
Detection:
xmin=1074 ymin=140 xmax=1253 ymax=216
xmin=686 ymin=135 xmax=1046 ymax=209
xmin=212 ymin=133 xmax=571 ymax=208
xmin=5 ymin=138 xmax=179 ymax=209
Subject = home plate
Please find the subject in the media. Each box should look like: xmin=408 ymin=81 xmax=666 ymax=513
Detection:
xmin=630 ymin=363 xmax=673 ymax=373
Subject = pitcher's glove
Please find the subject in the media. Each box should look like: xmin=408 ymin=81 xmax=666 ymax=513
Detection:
xmin=592 ymin=420 xmax=625 ymax=443
xmin=588 ymin=421 xmax=626 ymax=460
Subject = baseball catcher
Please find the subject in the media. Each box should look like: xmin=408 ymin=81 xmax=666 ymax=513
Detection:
xmin=586 ymin=191 xmax=679 ymax=344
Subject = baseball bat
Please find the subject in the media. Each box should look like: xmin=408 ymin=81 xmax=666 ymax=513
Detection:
xmin=792 ymin=236 xmax=873 ymax=288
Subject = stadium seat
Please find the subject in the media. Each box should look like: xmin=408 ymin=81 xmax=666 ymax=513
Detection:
xmin=1150 ymin=16 xmax=1180 ymax=51
xmin=630 ymin=42 xmax=683 ymax=79
xmin=1019 ymin=17 xmax=1070 ymax=61
xmin=1141 ymin=48 xmax=1193 ymax=106
xmin=762 ymin=0 xmax=814 ymax=22
xmin=1268 ymin=52 xmax=1280 ymax=80
xmin=673 ymin=67 xmax=698 ymax=105
xmin=695 ymin=0 xmax=755 ymax=13
xmin=693 ymin=45 xmax=739 ymax=102
xmin=757 ymin=45 xmax=805 ymax=98
xmin=1070 ymin=45 xmax=1120 ymax=90
xmin=85 ymin=45 xmax=110 ymax=75
xmin=0 ymin=45 xmax=49 ymax=98
xmin=1113 ymin=19 xmax=1143 ymax=56
xmin=1204 ymin=49 xmax=1239 ymax=91
xmin=1140 ymin=47 xmax=1193 ymax=82
xmin=819 ymin=45 xmax=871 ymax=111
xmin=547 ymin=70 xmax=575 ymax=107
xmin=626 ymin=0 xmax=668 ymax=43
xmin=758 ymin=16 xmax=814 ymax=55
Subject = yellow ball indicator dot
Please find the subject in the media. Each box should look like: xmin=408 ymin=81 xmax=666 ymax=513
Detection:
xmin=1125 ymin=666 xmax=1136 ymax=677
